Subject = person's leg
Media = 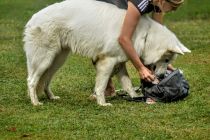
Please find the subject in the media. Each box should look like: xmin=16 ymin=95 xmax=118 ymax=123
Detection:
xmin=104 ymin=79 xmax=116 ymax=96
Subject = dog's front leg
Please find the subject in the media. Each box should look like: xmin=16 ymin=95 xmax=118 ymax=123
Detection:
xmin=117 ymin=63 xmax=139 ymax=98
xmin=94 ymin=57 xmax=116 ymax=106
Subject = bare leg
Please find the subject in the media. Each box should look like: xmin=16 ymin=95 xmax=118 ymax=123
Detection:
xmin=104 ymin=79 xmax=116 ymax=97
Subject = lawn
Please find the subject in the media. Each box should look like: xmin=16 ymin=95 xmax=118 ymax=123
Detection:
xmin=0 ymin=0 xmax=210 ymax=139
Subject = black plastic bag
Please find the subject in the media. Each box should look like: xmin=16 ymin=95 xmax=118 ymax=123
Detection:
xmin=141 ymin=69 xmax=190 ymax=103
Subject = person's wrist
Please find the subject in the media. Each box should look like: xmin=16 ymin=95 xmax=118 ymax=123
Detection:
xmin=137 ymin=64 xmax=145 ymax=71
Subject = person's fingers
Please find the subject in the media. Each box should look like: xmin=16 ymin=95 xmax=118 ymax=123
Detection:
xmin=140 ymin=67 xmax=155 ymax=82
xmin=146 ymin=67 xmax=152 ymax=74
xmin=144 ymin=74 xmax=155 ymax=82
xmin=149 ymin=74 xmax=155 ymax=81
xmin=146 ymin=78 xmax=152 ymax=82
xmin=142 ymin=76 xmax=150 ymax=82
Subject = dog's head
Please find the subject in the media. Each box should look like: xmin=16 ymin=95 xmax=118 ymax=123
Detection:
xmin=141 ymin=25 xmax=191 ymax=77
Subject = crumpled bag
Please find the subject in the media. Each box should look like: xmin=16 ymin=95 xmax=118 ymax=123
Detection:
xmin=141 ymin=69 xmax=190 ymax=103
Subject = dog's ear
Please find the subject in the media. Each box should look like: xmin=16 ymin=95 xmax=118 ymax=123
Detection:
xmin=169 ymin=45 xmax=184 ymax=55
xmin=178 ymin=43 xmax=191 ymax=53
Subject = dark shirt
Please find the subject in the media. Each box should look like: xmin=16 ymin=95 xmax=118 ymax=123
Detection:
xmin=96 ymin=0 xmax=161 ymax=15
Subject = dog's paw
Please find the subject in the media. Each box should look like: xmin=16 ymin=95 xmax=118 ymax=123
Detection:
xmin=99 ymin=103 xmax=112 ymax=106
xmin=33 ymin=102 xmax=43 ymax=106
xmin=50 ymin=96 xmax=60 ymax=100
xmin=88 ymin=94 xmax=97 ymax=101
xmin=130 ymin=93 xmax=141 ymax=98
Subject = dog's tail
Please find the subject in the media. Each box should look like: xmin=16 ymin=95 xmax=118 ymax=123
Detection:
xmin=23 ymin=26 xmax=61 ymax=97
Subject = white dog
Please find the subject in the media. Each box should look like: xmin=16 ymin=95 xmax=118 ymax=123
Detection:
xmin=23 ymin=0 xmax=190 ymax=106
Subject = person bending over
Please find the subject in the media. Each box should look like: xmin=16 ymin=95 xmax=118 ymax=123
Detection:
xmin=96 ymin=0 xmax=184 ymax=98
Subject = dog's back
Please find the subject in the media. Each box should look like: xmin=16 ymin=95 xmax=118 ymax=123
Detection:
xmin=25 ymin=0 xmax=168 ymax=61
xmin=24 ymin=0 xmax=128 ymax=59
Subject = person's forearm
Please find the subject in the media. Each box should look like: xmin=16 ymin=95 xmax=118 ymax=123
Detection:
xmin=118 ymin=36 xmax=144 ymax=71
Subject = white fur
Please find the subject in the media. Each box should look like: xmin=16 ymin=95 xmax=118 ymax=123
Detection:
xmin=23 ymin=0 xmax=190 ymax=106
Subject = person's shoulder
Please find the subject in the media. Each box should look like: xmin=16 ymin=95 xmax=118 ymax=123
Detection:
xmin=129 ymin=0 xmax=150 ymax=6
xmin=128 ymin=0 xmax=151 ymax=14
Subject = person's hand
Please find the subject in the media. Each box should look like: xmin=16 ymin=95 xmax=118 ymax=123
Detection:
xmin=167 ymin=64 xmax=176 ymax=71
xmin=139 ymin=66 xmax=155 ymax=82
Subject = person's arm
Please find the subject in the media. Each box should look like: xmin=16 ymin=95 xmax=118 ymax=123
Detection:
xmin=152 ymin=12 xmax=176 ymax=71
xmin=118 ymin=2 xmax=154 ymax=82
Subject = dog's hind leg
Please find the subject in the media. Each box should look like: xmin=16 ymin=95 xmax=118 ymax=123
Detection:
xmin=26 ymin=47 xmax=59 ymax=105
xmin=43 ymin=49 xmax=70 ymax=100
xmin=116 ymin=63 xmax=139 ymax=98
xmin=94 ymin=57 xmax=116 ymax=106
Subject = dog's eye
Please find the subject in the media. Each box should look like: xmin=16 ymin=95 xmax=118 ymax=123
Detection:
xmin=165 ymin=59 xmax=169 ymax=63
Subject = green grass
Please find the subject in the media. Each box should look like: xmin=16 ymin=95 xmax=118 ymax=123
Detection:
xmin=0 ymin=0 xmax=210 ymax=139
